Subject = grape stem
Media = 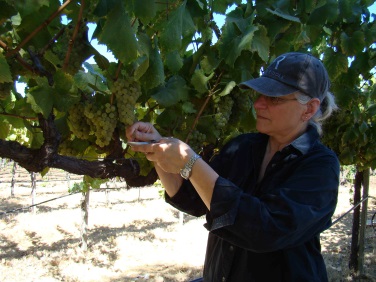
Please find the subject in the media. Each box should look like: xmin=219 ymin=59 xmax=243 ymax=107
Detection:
xmin=63 ymin=0 xmax=85 ymax=71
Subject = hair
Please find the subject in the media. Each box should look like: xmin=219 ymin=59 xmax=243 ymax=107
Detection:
xmin=295 ymin=91 xmax=339 ymax=135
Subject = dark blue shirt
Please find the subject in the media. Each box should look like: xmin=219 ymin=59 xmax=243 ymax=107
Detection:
xmin=166 ymin=126 xmax=339 ymax=281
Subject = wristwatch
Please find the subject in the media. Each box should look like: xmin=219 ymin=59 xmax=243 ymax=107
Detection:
xmin=180 ymin=154 xmax=201 ymax=180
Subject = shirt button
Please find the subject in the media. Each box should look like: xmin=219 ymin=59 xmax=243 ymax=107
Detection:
xmin=229 ymin=245 xmax=234 ymax=251
xmin=222 ymin=277 xmax=226 ymax=282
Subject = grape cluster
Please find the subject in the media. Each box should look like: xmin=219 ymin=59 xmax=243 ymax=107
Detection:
xmin=233 ymin=89 xmax=252 ymax=112
xmin=112 ymin=77 xmax=142 ymax=127
xmin=54 ymin=22 xmax=89 ymax=74
xmin=84 ymin=102 xmax=118 ymax=147
xmin=59 ymin=139 xmax=79 ymax=156
xmin=68 ymin=103 xmax=91 ymax=139
xmin=214 ymin=95 xmax=234 ymax=129
xmin=189 ymin=130 xmax=206 ymax=152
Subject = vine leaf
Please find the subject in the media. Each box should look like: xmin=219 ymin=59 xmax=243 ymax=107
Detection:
xmin=191 ymin=69 xmax=214 ymax=94
xmin=307 ymin=0 xmax=339 ymax=25
xmin=0 ymin=53 xmax=12 ymax=83
xmin=340 ymin=31 xmax=365 ymax=56
xmin=98 ymin=2 xmax=138 ymax=64
xmin=14 ymin=0 xmax=50 ymax=16
xmin=219 ymin=9 xmax=258 ymax=67
xmin=152 ymin=76 xmax=189 ymax=107
xmin=130 ymin=0 xmax=156 ymax=25
xmin=251 ymin=25 xmax=270 ymax=62
xmin=139 ymin=36 xmax=165 ymax=90
xmin=27 ymin=80 xmax=54 ymax=118
xmin=0 ymin=117 xmax=10 ymax=139
xmin=265 ymin=8 xmax=300 ymax=23
xmin=93 ymin=0 xmax=118 ymax=17
xmin=159 ymin=0 xmax=195 ymax=52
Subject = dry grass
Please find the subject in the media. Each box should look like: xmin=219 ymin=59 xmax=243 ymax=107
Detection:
xmin=0 ymin=166 xmax=375 ymax=281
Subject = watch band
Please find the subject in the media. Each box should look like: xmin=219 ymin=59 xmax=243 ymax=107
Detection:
xmin=180 ymin=154 xmax=201 ymax=180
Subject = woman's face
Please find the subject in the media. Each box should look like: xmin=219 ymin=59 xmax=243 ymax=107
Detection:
xmin=253 ymin=93 xmax=308 ymax=140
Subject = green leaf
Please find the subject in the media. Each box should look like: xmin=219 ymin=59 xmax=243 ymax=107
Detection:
xmin=131 ymin=0 xmax=156 ymax=24
xmin=191 ymin=69 xmax=214 ymax=94
xmin=139 ymin=37 xmax=165 ymax=90
xmin=0 ymin=117 xmax=10 ymax=139
xmin=156 ymin=108 xmax=180 ymax=128
xmin=367 ymin=104 xmax=376 ymax=116
xmin=0 ymin=1 xmax=17 ymax=20
xmin=211 ymin=0 xmax=242 ymax=14
xmin=93 ymin=0 xmax=119 ymax=17
xmin=182 ymin=101 xmax=197 ymax=114
xmin=27 ymin=82 xmax=54 ymax=118
xmin=219 ymin=9 xmax=258 ymax=67
xmin=307 ymin=0 xmax=339 ymax=25
xmin=339 ymin=147 xmax=354 ymax=165
xmin=265 ymin=8 xmax=301 ymax=23
xmin=0 ymin=53 xmax=13 ymax=83
xmin=53 ymin=71 xmax=80 ymax=112
xmin=165 ymin=51 xmax=183 ymax=73
xmin=323 ymin=49 xmax=348 ymax=80
xmin=251 ymin=25 xmax=270 ymax=62
xmin=152 ymin=76 xmax=188 ymax=107
xmin=14 ymin=0 xmax=50 ymax=16
xmin=133 ymin=56 xmax=149 ymax=81
xmin=218 ymin=81 xmax=236 ymax=97
xmin=340 ymin=31 xmax=365 ymax=56
xmin=159 ymin=1 xmax=195 ymax=52
xmin=99 ymin=3 xmax=138 ymax=64
xmin=359 ymin=121 xmax=368 ymax=134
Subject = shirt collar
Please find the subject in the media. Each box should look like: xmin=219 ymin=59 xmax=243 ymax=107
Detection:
xmin=289 ymin=125 xmax=319 ymax=155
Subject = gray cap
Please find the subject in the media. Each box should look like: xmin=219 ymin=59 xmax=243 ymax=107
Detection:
xmin=240 ymin=52 xmax=330 ymax=101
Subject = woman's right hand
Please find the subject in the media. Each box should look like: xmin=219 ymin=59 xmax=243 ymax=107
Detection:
xmin=126 ymin=121 xmax=162 ymax=143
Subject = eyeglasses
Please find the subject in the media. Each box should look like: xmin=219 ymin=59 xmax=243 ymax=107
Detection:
xmin=253 ymin=94 xmax=298 ymax=105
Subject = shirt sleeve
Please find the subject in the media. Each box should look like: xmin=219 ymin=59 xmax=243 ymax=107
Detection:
xmin=206 ymin=150 xmax=340 ymax=253
xmin=164 ymin=180 xmax=208 ymax=217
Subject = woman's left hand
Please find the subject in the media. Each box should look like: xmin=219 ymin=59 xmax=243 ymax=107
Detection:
xmin=130 ymin=137 xmax=195 ymax=174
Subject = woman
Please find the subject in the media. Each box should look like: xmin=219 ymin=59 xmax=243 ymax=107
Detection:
xmin=126 ymin=52 xmax=340 ymax=281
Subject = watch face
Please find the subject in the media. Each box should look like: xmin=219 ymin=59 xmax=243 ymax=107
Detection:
xmin=181 ymin=168 xmax=190 ymax=179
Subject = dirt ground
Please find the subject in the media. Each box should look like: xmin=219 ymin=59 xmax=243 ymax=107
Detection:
xmin=0 ymin=164 xmax=375 ymax=282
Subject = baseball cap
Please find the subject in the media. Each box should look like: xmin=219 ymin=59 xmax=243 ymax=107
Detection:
xmin=239 ymin=52 xmax=330 ymax=101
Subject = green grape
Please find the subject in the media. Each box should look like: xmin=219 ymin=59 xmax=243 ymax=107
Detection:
xmin=233 ymin=89 xmax=252 ymax=112
xmin=111 ymin=77 xmax=142 ymax=127
xmin=84 ymin=101 xmax=118 ymax=147
xmin=58 ymin=139 xmax=79 ymax=156
xmin=189 ymin=130 xmax=206 ymax=153
xmin=68 ymin=103 xmax=91 ymax=139
xmin=229 ymin=89 xmax=253 ymax=125
xmin=214 ymin=95 xmax=234 ymax=129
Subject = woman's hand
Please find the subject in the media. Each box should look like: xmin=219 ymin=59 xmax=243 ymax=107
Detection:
xmin=126 ymin=121 xmax=162 ymax=143
xmin=130 ymin=137 xmax=195 ymax=174
xmin=126 ymin=122 xmax=194 ymax=174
